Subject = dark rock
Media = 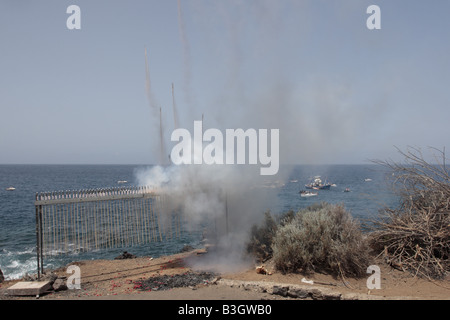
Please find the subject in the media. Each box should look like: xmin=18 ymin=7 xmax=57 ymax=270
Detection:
xmin=114 ymin=251 xmax=137 ymax=260
xmin=287 ymin=287 xmax=309 ymax=299
xmin=323 ymin=292 xmax=341 ymax=300
xmin=0 ymin=268 xmax=4 ymax=283
xmin=309 ymin=289 xmax=323 ymax=300
xmin=179 ymin=245 xmax=194 ymax=253
xmin=52 ymin=278 xmax=68 ymax=292
xmin=42 ymin=272 xmax=58 ymax=285
xmin=272 ymin=285 xmax=289 ymax=297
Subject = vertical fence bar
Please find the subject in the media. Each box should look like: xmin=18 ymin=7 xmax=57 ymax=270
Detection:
xmin=39 ymin=203 xmax=44 ymax=277
xmin=35 ymin=194 xmax=41 ymax=279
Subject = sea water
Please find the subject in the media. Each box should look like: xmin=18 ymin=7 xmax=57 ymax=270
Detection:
xmin=0 ymin=164 xmax=399 ymax=280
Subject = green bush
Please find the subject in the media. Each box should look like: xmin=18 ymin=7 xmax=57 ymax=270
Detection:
xmin=272 ymin=203 xmax=371 ymax=277
xmin=246 ymin=211 xmax=277 ymax=262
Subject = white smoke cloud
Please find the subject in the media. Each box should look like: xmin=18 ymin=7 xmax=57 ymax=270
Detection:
xmin=135 ymin=1 xmax=397 ymax=271
xmin=134 ymin=158 xmax=287 ymax=272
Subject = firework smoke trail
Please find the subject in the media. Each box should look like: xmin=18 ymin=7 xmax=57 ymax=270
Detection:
xmin=177 ymin=0 xmax=195 ymax=115
xmin=159 ymin=107 xmax=167 ymax=165
xmin=144 ymin=47 xmax=166 ymax=165
xmin=144 ymin=47 xmax=157 ymax=114
xmin=172 ymin=83 xmax=180 ymax=129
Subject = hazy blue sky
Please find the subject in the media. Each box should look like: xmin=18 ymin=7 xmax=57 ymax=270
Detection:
xmin=0 ymin=0 xmax=449 ymax=165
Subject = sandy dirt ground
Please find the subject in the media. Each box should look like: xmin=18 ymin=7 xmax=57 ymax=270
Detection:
xmin=1 ymin=249 xmax=449 ymax=300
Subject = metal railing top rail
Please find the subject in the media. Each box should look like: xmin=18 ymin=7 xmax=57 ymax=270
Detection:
xmin=34 ymin=186 xmax=159 ymax=206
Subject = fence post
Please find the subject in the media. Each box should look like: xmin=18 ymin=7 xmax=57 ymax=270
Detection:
xmin=39 ymin=203 xmax=44 ymax=277
xmin=35 ymin=193 xmax=42 ymax=279
xmin=35 ymin=201 xmax=39 ymax=279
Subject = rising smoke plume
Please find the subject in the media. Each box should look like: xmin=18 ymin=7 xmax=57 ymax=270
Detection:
xmin=135 ymin=162 xmax=287 ymax=272
xmin=136 ymin=1 xmax=381 ymax=272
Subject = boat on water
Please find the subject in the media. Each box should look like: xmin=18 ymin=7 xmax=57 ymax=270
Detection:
xmin=364 ymin=178 xmax=372 ymax=182
xmin=305 ymin=176 xmax=331 ymax=190
xmin=299 ymin=190 xmax=318 ymax=197
xmin=5 ymin=187 xmax=16 ymax=191
xmin=343 ymin=188 xmax=351 ymax=192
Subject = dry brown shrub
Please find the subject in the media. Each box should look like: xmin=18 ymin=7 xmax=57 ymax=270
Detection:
xmin=369 ymin=147 xmax=450 ymax=279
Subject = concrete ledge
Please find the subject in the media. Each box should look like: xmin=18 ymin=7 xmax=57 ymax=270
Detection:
xmin=216 ymin=279 xmax=418 ymax=300
xmin=6 ymin=281 xmax=52 ymax=296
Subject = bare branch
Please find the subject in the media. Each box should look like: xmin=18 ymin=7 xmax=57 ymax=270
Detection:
xmin=369 ymin=147 xmax=449 ymax=279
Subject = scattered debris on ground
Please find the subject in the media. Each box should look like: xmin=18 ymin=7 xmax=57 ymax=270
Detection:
xmin=134 ymin=271 xmax=217 ymax=291
xmin=114 ymin=251 xmax=137 ymax=260
xmin=256 ymin=265 xmax=272 ymax=275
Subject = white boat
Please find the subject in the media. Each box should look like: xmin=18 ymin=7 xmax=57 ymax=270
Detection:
xmin=6 ymin=187 xmax=16 ymax=191
xmin=299 ymin=190 xmax=318 ymax=197
xmin=117 ymin=180 xmax=128 ymax=184
xmin=305 ymin=176 xmax=331 ymax=190
xmin=364 ymin=178 xmax=372 ymax=182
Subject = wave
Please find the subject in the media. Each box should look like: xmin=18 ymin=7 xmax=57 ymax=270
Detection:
xmin=0 ymin=250 xmax=37 ymax=280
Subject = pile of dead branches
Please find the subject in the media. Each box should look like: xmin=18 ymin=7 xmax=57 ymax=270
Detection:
xmin=370 ymin=147 xmax=450 ymax=279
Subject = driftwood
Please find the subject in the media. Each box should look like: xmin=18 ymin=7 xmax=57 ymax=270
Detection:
xmin=370 ymin=147 xmax=449 ymax=279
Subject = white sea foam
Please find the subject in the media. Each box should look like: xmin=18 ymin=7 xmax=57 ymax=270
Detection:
xmin=1 ymin=258 xmax=37 ymax=280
